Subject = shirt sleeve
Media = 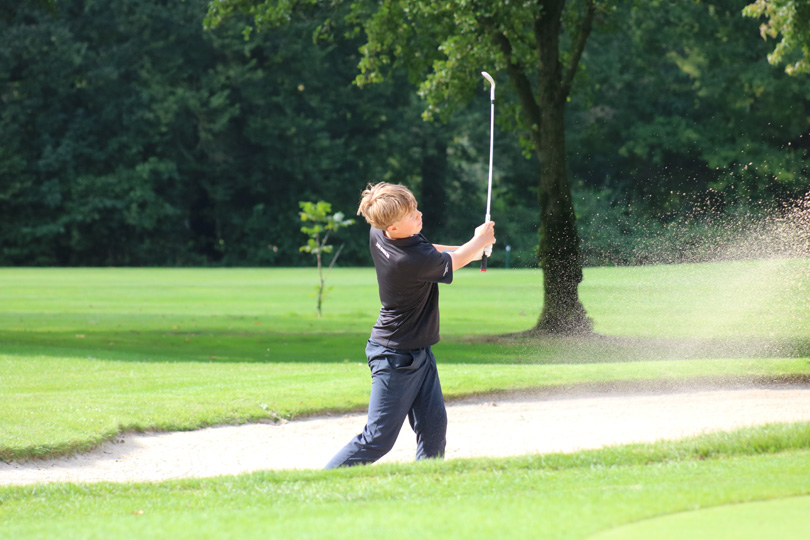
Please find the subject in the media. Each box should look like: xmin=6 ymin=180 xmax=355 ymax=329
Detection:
xmin=416 ymin=245 xmax=454 ymax=284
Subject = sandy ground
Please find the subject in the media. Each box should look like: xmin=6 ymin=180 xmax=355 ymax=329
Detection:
xmin=2 ymin=384 xmax=810 ymax=486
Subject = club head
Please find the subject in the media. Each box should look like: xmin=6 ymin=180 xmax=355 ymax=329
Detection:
xmin=481 ymin=71 xmax=495 ymax=87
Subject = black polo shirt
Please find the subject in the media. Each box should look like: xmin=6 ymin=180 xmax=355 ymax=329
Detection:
xmin=368 ymin=227 xmax=454 ymax=349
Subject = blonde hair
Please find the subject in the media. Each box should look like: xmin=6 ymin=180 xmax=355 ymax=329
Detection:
xmin=357 ymin=183 xmax=417 ymax=230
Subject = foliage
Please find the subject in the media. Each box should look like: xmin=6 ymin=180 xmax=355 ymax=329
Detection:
xmin=745 ymin=0 xmax=810 ymax=75
xmin=205 ymin=0 xmax=609 ymax=333
xmin=0 ymin=0 xmax=418 ymax=266
xmin=568 ymin=0 xmax=810 ymax=244
xmin=298 ymin=201 xmax=354 ymax=317
xmin=2 ymin=1 xmax=808 ymax=269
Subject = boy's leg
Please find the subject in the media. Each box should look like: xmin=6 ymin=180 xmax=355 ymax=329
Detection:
xmin=407 ymin=346 xmax=447 ymax=460
xmin=325 ymin=341 xmax=431 ymax=469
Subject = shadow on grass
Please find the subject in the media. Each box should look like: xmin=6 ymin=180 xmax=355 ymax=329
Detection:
xmin=3 ymin=329 xmax=810 ymax=366
xmin=0 ymin=330 xmax=368 ymax=364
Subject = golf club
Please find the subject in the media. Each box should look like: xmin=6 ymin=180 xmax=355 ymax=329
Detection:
xmin=481 ymin=71 xmax=495 ymax=272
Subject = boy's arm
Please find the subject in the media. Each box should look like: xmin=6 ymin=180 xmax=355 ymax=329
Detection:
xmin=447 ymin=221 xmax=495 ymax=271
xmin=435 ymin=244 xmax=486 ymax=262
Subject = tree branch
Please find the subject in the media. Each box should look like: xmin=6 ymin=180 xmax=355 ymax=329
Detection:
xmin=561 ymin=0 xmax=596 ymax=99
xmin=326 ymin=243 xmax=345 ymax=275
xmin=487 ymin=26 xmax=544 ymax=151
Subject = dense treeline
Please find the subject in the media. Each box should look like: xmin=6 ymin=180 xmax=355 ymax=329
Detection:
xmin=1 ymin=0 xmax=808 ymax=267
xmin=572 ymin=1 xmax=810 ymax=264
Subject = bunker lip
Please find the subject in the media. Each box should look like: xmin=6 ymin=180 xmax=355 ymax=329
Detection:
xmin=4 ymin=375 xmax=807 ymax=465
xmin=2 ymin=380 xmax=810 ymax=486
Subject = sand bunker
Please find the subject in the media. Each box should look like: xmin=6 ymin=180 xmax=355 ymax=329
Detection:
xmin=2 ymin=384 xmax=810 ymax=486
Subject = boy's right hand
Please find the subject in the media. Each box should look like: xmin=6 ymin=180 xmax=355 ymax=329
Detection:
xmin=474 ymin=221 xmax=496 ymax=249
xmin=448 ymin=221 xmax=496 ymax=271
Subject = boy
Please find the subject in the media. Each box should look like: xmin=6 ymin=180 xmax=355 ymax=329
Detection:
xmin=325 ymin=182 xmax=496 ymax=468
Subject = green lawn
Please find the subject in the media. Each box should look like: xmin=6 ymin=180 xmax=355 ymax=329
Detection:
xmin=1 ymin=261 xmax=810 ymax=539
xmin=2 ymin=262 xmax=809 ymax=460
xmin=591 ymin=494 xmax=810 ymax=540
xmin=2 ymin=424 xmax=810 ymax=540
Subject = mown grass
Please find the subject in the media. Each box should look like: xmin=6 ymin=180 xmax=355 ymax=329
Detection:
xmin=1 ymin=261 xmax=810 ymax=461
xmin=2 ymin=423 xmax=810 ymax=539
xmin=591 ymin=495 xmax=810 ymax=540
xmin=1 ymin=262 xmax=810 ymax=539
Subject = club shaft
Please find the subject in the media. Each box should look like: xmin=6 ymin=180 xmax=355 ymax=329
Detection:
xmin=481 ymin=72 xmax=495 ymax=272
xmin=481 ymin=99 xmax=493 ymax=273
xmin=486 ymin=96 xmax=494 ymax=222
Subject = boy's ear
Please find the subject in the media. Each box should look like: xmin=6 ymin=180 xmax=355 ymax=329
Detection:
xmin=384 ymin=223 xmax=401 ymax=239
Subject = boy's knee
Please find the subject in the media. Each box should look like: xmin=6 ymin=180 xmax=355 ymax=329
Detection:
xmin=361 ymin=422 xmax=401 ymax=454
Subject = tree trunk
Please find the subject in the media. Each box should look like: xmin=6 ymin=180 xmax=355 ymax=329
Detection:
xmin=420 ymin=127 xmax=448 ymax=239
xmin=535 ymin=103 xmax=590 ymax=333
xmin=532 ymin=1 xmax=592 ymax=334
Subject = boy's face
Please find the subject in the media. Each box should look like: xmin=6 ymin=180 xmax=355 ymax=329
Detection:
xmin=385 ymin=208 xmax=422 ymax=239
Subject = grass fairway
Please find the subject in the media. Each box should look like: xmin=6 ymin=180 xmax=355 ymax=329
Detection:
xmin=1 ymin=261 xmax=810 ymax=538
xmin=1 ymin=261 xmax=810 ymax=460
xmin=2 ymin=425 xmax=810 ymax=539
xmin=591 ymin=495 xmax=810 ymax=540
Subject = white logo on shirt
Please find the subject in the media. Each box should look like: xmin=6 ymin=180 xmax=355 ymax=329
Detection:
xmin=376 ymin=241 xmax=391 ymax=259
xmin=443 ymin=263 xmax=449 ymax=276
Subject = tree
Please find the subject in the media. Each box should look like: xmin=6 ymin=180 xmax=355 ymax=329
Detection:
xmin=298 ymin=201 xmax=355 ymax=317
xmin=2 ymin=0 xmax=430 ymax=267
xmin=744 ymin=0 xmax=810 ymax=75
xmin=570 ymin=0 xmax=810 ymax=208
xmin=205 ymin=0 xmax=612 ymax=334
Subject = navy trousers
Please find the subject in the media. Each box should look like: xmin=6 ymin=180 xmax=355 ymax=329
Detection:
xmin=325 ymin=340 xmax=447 ymax=469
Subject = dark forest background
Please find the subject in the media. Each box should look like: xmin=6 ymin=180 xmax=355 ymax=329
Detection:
xmin=2 ymin=0 xmax=808 ymax=268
